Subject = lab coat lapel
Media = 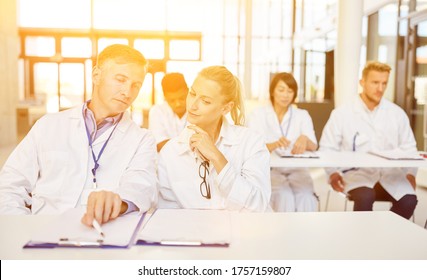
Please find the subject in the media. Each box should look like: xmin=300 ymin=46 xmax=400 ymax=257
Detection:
xmin=176 ymin=128 xmax=193 ymax=156
xmin=68 ymin=105 xmax=90 ymax=202
xmin=216 ymin=120 xmax=240 ymax=161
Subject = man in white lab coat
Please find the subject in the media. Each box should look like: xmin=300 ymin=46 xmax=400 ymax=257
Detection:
xmin=0 ymin=44 xmax=157 ymax=226
xmin=319 ymin=61 xmax=417 ymax=219
xmin=149 ymin=72 xmax=188 ymax=152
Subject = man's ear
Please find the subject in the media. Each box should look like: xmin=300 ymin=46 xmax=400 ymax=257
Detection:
xmin=359 ymin=78 xmax=364 ymax=88
xmin=92 ymin=66 xmax=101 ymax=86
xmin=222 ymin=101 xmax=234 ymax=115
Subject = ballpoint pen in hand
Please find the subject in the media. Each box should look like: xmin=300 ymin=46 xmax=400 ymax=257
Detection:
xmin=92 ymin=219 xmax=105 ymax=238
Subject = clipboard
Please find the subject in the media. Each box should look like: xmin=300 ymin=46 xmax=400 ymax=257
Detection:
xmin=136 ymin=209 xmax=231 ymax=247
xmin=369 ymin=150 xmax=424 ymax=160
xmin=275 ymin=149 xmax=319 ymax=158
xmin=23 ymin=208 xmax=146 ymax=249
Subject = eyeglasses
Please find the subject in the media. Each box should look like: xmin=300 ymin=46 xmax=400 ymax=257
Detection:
xmin=199 ymin=160 xmax=211 ymax=199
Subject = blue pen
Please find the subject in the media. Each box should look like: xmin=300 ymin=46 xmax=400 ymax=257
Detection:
xmin=343 ymin=132 xmax=360 ymax=174
xmin=352 ymin=132 xmax=359 ymax=151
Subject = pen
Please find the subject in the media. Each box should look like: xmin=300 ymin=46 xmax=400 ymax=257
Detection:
xmin=92 ymin=219 xmax=105 ymax=238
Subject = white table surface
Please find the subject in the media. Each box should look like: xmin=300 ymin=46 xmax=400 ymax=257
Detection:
xmin=270 ymin=151 xmax=427 ymax=168
xmin=1 ymin=211 xmax=427 ymax=260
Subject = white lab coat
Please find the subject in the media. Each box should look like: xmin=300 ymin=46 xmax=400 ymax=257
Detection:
xmin=0 ymin=105 xmax=158 ymax=214
xmin=319 ymin=95 xmax=417 ymax=200
xmin=246 ymin=104 xmax=318 ymax=212
xmin=157 ymin=119 xmax=271 ymax=212
xmin=148 ymin=102 xmax=187 ymax=144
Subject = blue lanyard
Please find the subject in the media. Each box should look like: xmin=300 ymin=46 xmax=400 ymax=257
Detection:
xmin=83 ymin=108 xmax=121 ymax=189
xmin=278 ymin=106 xmax=292 ymax=138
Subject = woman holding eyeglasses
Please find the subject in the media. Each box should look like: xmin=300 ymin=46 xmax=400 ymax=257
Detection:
xmin=157 ymin=66 xmax=271 ymax=211
xmin=246 ymin=72 xmax=318 ymax=212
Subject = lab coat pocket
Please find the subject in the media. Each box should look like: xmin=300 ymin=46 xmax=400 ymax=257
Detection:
xmin=354 ymin=132 xmax=370 ymax=151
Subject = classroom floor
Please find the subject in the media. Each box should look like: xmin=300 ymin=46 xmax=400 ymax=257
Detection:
xmin=1 ymin=142 xmax=426 ymax=229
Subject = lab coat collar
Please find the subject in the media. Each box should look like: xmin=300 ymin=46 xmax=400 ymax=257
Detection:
xmin=69 ymin=104 xmax=132 ymax=145
xmin=266 ymin=102 xmax=294 ymax=124
xmin=353 ymin=94 xmax=388 ymax=114
xmin=175 ymin=118 xmax=240 ymax=156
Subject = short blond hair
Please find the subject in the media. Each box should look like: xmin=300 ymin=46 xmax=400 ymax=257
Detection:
xmin=96 ymin=44 xmax=148 ymax=72
xmin=362 ymin=61 xmax=391 ymax=80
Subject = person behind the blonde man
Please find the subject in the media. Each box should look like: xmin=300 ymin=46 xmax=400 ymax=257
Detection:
xmin=157 ymin=66 xmax=271 ymax=211
xmin=149 ymin=72 xmax=188 ymax=152
xmin=0 ymin=44 xmax=157 ymax=227
xmin=247 ymin=72 xmax=318 ymax=212
xmin=319 ymin=61 xmax=417 ymax=219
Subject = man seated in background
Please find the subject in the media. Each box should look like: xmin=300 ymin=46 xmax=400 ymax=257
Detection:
xmin=319 ymin=61 xmax=417 ymax=219
xmin=149 ymin=72 xmax=188 ymax=152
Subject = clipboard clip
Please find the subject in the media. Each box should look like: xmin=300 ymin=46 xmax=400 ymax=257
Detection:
xmin=58 ymin=237 xmax=104 ymax=247
xmin=160 ymin=240 xmax=202 ymax=246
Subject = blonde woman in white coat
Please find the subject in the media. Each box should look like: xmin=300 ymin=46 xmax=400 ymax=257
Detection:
xmin=157 ymin=66 xmax=271 ymax=211
xmin=247 ymin=72 xmax=318 ymax=212
xmin=319 ymin=61 xmax=417 ymax=219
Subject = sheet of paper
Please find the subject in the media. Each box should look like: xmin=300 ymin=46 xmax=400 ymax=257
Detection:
xmin=369 ymin=149 xmax=424 ymax=160
xmin=137 ymin=209 xmax=231 ymax=246
xmin=25 ymin=207 xmax=144 ymax=248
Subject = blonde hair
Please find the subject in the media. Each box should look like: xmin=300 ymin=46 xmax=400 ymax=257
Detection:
xmin=362 ymin=61 xmax=391 ymax=80
xmin=198 ymin=66 xmax=245 ymax=125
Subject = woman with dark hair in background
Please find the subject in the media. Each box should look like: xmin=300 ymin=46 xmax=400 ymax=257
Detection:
xmin=247 ymin=72 xmax=318 ymax=212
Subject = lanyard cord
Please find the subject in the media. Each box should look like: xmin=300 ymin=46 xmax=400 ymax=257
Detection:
xmin=82 ymin=107 xmax=121 ymax=188
xmin=278 ymin=106 xmax=292 ymax=138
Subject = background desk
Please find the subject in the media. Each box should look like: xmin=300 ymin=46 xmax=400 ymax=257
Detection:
xmin=270 ymin=151 xmax=427 ymax=168
xmin=1 ymin=211 xmax=427 ymax=260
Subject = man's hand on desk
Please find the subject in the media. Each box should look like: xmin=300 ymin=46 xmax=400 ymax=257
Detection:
xmin=329 ymin=172 xmax=345 ymax=193
xmin=406 ymin=174 xmax=416 ymax=190
xmin=81 ymin=190 xmax=127 ymax=226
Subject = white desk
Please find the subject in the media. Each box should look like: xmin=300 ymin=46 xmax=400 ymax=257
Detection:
xmin=270 ymin=151 xmax=427 ymax=168
xmin=1 ymin=211 xmax=427 ymax=259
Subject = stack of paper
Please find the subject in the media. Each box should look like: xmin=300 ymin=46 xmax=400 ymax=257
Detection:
xmin=136 ymin=209 xmax=231 ymax=247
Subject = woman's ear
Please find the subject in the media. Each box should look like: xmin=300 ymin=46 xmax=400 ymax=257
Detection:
xmin=222 ymin=101 xmax=234 ymax=115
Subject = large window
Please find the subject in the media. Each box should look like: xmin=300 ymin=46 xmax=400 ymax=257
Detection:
xmin=251 ymin=0 xmax=293 ymax=100
xmin=293 ymin=0 xmax=336 ymax=102
xmin=18 ymin=0 xmax=295 ymax=121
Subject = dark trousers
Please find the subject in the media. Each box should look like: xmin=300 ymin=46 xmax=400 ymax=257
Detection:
xmin=348 ymin=183 xmax=417 ymax=220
